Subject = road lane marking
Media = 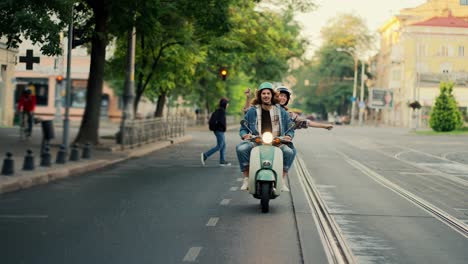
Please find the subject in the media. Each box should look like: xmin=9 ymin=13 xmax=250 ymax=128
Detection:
xmin=399 ymin=172 xmax=434 ymax=175
xmin=0 ymin=215 xmax=48 ymax=219
xmin=230 ymin=186 xmax=239 ymax=191
xmin=342 ymin=154 xmax=468 ymax=238
xmin=220 ymin=199 xmax=231 ymax=206
xmin=392 ymin=150 xmax=468 ymax=187
xmin=206 ymin=217 xmax=219 ymax=226
xmin=236 ymin=178 xmax=243 ymax=182
xmin=183 ymin=247 xmax=202 ymax=262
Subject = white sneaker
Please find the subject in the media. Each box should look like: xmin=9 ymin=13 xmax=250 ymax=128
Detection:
xmin=200 ymin=153 xmax=206 ymax=166
xmin=240 ymin=177 xmax=249 ymax=191
xmin=282 ymin=183 xmax=290 ymax=192
xmin=219 ymin=161 xmax=231 ymax=166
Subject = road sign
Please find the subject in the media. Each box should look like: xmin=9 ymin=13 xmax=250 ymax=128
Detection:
xmin=350 ymin=96 xmax=356 ymax=102
xmin=359 ymin=101 xmax=365 ymax=109
xmin=369 ymin=88 xmax=393 ymax=109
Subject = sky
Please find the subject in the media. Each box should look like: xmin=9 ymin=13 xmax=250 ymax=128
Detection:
xmin=294 ymin=0 xmax=427 ymax=57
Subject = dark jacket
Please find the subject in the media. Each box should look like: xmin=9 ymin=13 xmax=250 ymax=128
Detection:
xmin=211 ymin=108 xmax=227 ymax=132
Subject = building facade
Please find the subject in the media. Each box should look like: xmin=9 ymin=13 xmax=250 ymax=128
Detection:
xmin=0 ymin=43 xmax=17 ymax=126
xmin=376 ymin=0 xmax=468 ymax=127
xmin=13 ymin=39 xmax=124 ymax=125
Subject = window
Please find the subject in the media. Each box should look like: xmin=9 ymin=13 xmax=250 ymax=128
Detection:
xmin=461 ymin=0 xmax=468 ymax=6
xmin=392 ymin=69 xmax=401 ymax=81
xmin=63 ymin=79 xmax=87 ymax=108
xmin=417 ymin=44 xmax=427 ymax=57
xmin=440 ymin=45 xmax=448 ymax=56
xmin=459 ymin=46 xmax=465 ymax=56
xmin=15 ymin=78 xmax=49 ymax=107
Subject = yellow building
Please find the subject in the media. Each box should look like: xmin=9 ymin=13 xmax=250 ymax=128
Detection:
xmin=376 ymin=0 xmax=468 ymax=128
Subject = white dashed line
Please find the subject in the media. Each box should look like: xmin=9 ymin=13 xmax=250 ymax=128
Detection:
xmin=0 ymin=215 xmax=48 ymax=219
xmin=230 ymin=186 xmax=239 ymax=191
xmin=206 ymin=217 xmax=219 ymax=227
xmin=236 ymin=178 xmax=243 ymax=182
xmin=220 ymin=199 xmax=231 ymax=206
xmin=183 ymin=247 xmax=202 ymax=262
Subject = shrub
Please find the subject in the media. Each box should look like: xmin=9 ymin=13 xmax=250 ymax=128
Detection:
xmin=429 ymin=82 xmax=463 ymax=132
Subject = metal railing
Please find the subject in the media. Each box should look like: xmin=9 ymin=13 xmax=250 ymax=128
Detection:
xmin=121 ymin=117 xmax=186 ymax=149
xmin=185 ymin=114 xmax=240 ymax=127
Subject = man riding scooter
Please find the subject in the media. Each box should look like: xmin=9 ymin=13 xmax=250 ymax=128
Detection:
xmin=236 ymin=82 xmax=295 ymax=192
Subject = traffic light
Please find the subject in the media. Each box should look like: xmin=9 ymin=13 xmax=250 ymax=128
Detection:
xmin=56 ymin=75 xmax=64 ymax=85
xmin=219 ymin=67 xmax=228 ymax=81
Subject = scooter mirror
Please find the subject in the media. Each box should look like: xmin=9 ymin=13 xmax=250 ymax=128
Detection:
xmin=240 ymin=120 xmax=253 ymax=134
xmin=284 ymin=122 xmax=295 ymax=134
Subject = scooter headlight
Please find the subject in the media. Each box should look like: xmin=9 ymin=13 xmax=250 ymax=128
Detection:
xmin=262 ymin=132 xmax=273 ymax=144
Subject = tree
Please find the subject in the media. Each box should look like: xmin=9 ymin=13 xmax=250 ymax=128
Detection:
xmin=106 ymin=0 xmax=232 ymax=118
xmin=292 ymin=13 xmax=374 ymax=117
xmin=321 ymin=13 xmax=375 ymax=56
xmin=0 ymin=0 xmax=68 ymax=56
xmin=429 ymin=82 xmax=463 ymax=132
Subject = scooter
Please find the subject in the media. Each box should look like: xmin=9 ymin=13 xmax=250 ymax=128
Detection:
xmin=240 ymin=120 xmax=294 ymax=213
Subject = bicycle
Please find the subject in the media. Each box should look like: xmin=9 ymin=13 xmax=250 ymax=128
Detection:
xmin=19 ymin=111 xmax=31 ymax=140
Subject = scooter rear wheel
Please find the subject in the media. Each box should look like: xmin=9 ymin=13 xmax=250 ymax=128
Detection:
xmin=260 ymin=182 xmax=271 ymax=213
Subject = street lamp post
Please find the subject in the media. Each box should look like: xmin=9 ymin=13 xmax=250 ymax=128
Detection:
xmin=359 ymin=60 xmax=365 ymax=126
xmin=337 ymin=48 xmax=358 ymax=125
xmin=63 ymin=3 xmax=73 ymax=151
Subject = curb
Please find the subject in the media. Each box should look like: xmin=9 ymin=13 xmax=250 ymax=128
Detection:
xmin=0 ymin=135 xmax=193 ymax=195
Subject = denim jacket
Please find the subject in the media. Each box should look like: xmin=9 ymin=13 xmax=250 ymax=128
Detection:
xmin=239 ymin=104 xmax=295 ymax=139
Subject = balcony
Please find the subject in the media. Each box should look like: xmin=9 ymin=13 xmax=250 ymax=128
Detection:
xmin=419 ymin=72 xmax=468 ymax=87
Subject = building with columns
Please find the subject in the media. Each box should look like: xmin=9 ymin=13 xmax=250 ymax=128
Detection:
xmin=375 ymin=0 xmax=468 ymax=128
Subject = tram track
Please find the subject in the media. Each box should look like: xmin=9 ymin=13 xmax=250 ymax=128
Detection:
xmin=295 ymin=156 xmax=355 ymax=264
xmin=339 ymin=152 xmax=468 ymax=239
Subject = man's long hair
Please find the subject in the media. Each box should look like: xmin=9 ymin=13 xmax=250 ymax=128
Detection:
xmin=251 ymin=89 xmax=279 ymax=106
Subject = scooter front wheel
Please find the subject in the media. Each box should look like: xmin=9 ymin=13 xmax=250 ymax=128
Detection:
xmin=260 ymin=182 xmax=271 ymax=213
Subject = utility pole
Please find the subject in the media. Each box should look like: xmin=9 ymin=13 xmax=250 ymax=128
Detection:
xmin=358 ymin=60 xmax=365 ymax=126
xmin=120 ymin=26 xmax=136 ymax=148
xmin=63 ymin=4 xmax=73 ymax=151
xmin=351 ymin=58 xmax=358 ymax=125
xmin=337 ymin=48 xmax=358 ymax=125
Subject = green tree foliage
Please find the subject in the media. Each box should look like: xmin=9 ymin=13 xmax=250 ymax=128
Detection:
xmin=321 ymin=13 xmax=375 ymax=54
xmin=106 ymin=0 xmax=232 ymax=117
xmin=0 ymin=0 xmax=69 ymax=55
xmin=291 ymin=13 xmax=373 ymax=118
xmin=429 ymin=82 xmax=463 ymax=132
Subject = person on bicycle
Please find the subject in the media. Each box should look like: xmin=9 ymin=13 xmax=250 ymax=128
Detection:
xmin=17 ymin=87 xmax=37 ymax=137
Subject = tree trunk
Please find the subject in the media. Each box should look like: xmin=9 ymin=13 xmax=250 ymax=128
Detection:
xmin=74 ymin=6 xmax=108 ymax=145
xmin=133 ymin=88 xmax=143 ymax=115
xmin=134 ymin=34 xmax=146 ymax=116
xmin=154 ymin=92 xmax=166 ymax=117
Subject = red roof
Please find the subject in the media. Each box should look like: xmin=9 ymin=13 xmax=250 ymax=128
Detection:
xmin=411 ymin=12 xmax=468 ymax=28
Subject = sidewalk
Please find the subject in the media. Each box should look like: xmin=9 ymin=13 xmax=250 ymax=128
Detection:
xmin=0 ymin=120 xmax=192 ymax=194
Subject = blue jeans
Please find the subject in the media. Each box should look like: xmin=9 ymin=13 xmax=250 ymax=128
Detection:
xmin=204 ymin=131 xmax=226 ymax=162
xmin=236 ymin=141 xmax=294 ymax=172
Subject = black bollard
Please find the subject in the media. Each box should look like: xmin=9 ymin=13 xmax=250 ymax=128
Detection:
xmin=56 ymin=145 xmax=67 ymax=164
xmin=82 ymin=143 xmax=91 ymax=159
xmin=40 ymin=146 xmax=52 ymax=167
xmin=23 ymin=149 xmax=35 ymax=171
xmin=69 ymin=144 xmax=80 ymax=161
xmin=1 ymin=152 xmax=14 ymax=176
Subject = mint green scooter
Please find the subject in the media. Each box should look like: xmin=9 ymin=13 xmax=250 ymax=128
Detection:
xmin=241 ymin=120 xmax=294 ymax=213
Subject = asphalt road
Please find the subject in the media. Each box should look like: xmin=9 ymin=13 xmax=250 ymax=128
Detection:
xmin=0 ymin=129 xmax=318 ymax=264
xmin=294 ymin=126 xmax=468 ymax=264
xmin=1 ymin=126 xmax=467 ymax=264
